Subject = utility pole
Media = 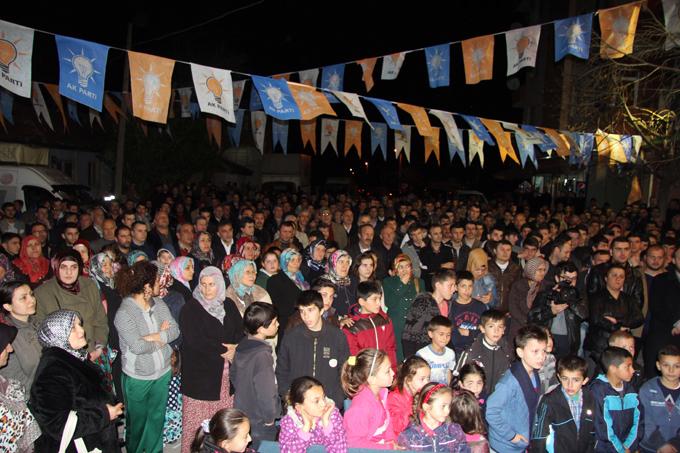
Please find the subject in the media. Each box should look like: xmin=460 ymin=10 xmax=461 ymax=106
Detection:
xmin=114 ymin=22 xmax=133 ymax=197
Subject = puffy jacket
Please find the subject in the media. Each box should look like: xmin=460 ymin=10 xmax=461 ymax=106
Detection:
xmin=344 ymin=308 xmax=397 ymax=372
xmin=456 ymin=335 xmax=512 ymax=395
xmin=589 ymin=375 xmax=640 ymax=453
xmin=584 ymin=290 xmax=643 ymax=358
xmin=528 ymin=286 xmax=588 ymax=355
xmin=639 ymin=377 xmax=680 ymax=452
xmin=397 ymin=421 xmax=470 ymax=452
xmin=387 ymin=387 xmax=414 ymax=436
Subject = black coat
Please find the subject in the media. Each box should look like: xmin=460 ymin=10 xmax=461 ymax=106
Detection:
xmin=644 ymin=271 xmax=680 ymax=373
xmin=586 ymin=262 xmax=644 ymax=308
xmin=28 ymin=347 xmax=120 ymax=453
xmin=584 ymin=289 xmax=644 ymax=358
xmin=266 ymin=272 xmax=302 ymax=345
xmin=100 ymin=283 xmax=124 ymax=399
xmin=179 ymin=297 xmax=244 ymax=400
xmin=528 ymin=287 xmax=588 ymax=355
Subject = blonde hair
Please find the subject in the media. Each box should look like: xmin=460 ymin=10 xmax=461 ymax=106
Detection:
xmin=466 ymin=249 xmax=489 ymax=273
xmin=341 ymin=348 xmax=388 ymax=398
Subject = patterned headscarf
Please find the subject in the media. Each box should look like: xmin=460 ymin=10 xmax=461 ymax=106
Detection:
xmin=153 ymin=260 xmax=174 ymax=298
xmin=13 ymin=235 xmax=50 ymax=283
xmin=227 ymin=259 xmax=257 ymax=299
xmin=156 ymin=248 xmax=176 ymax=262
xmin=193 ymin=266 xmax=227 ymax=323
xmin=304 ymin=239 xmax=327 ymax=272
xmin=0 ymin=254 xmax=17 ymax=284
xmin=89 ymin=252 xmax=115 ymax=289
xmin=322 ymin=250 xmax=352 ymax=286
xmin=280 ymin=248 xmax=309 ymax=290
xmin=524 ymin=257 xmax=547 ymax=309
xmin=72 ymin=239 xmax=93 ymax=275
xmin=191 ymin=232 xmax=214 ymax=264
xmin=169 ymin=257 xmax=194 ymax=289
xmin=127 ymin=250 xmax=149 ymax=267
xmin=37 ymin=309 xmax=88 ymax=361
xmin=237 ymin=237 xmax=258 ymax=257
xmin=51 ymin=249 xmax=83 ymax=295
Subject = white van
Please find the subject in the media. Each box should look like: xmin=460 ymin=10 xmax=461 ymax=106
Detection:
xmin=0 ymin=165 xmax=93 ymax=211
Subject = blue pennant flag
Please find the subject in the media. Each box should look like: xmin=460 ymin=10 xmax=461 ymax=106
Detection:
xmin=0 ymin=90 xmax=15 ymax=125
xmin=554 ymin=14 xmax=593 ymax=61
xmin=272 ymin=119 xmax=289 ymax=155
xmin=251 ymin=76 xmax=301 ymax=120
xmin=621 ymin=135 xmax=634 ymax=162
xmin=321 ymin=64 xmax=345 ymax=103
xmin=228 ymin=109 xmax=245 ymax=147
xmin=55 ymin=35 xmax=109 ymax=112
xmin=66 ymin=101 xmax=82 ymax=126
xmin=515 ymin=133 xmax=538 ymax=168
xmin=370 ymin=123 xmax=388 ymax=160
xmin=365 ymin=97 xmax=402 ymax=130
xmin=460 ymin=115 xmax=494 ymax=145
xmin=521 ymin=125 xmax=557 ymax=153
xmin=249 ymin=85 xmax=263 ymax=111
xmin=447 ymin=136 xmax=466 ymax=166
xmin=565 ymin=132 xmax=594 ymax=166
xmin=425 ymin=44 xmax=450 ymax=88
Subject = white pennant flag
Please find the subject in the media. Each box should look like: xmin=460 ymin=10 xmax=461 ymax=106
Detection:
xmin=381 ymin=52 xmax=406 ymax=80
xmin=395 ymin=126 xmax=412 ymax=162
xmin=178 ymin=88 xmax=193 ymax=118
xmin=89 ymin=109 xmax=103 ymax=130
xmin=298 ymin=68 xmax=320 ymax=87
xmin=663 ymin=0 xmax=680 ymax=50
xmin=0 ymin=20 xmax=34 ymax=98
xmin=251 ymin=111 xmax=267 ymax=154
xmin=468 ymin=129 xmax=485 ymax=167
xmin=320 ymin=118 xmax=339 ymax=155
xmin=191 ymin=64 xmax=235 ymax=123
xmin=430 ymin=110 xmax=464 ymax=151
xmin=31 ymin=83 xmax=53 ymax=131
xmin=232 ymin=80 xmax=246 ymax=110
xmin=331 ymin=90 xmax=372 ymax=128
xmin=505 ymin=25 xmax=541 ymax=76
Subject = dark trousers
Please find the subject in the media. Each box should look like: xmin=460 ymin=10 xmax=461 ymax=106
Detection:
xmin=250 ymin=422 xmax=278 ymax=450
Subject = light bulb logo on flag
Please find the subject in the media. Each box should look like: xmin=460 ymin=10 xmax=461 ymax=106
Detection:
xmin=0 ymin=38 xmax=17 ymax=73
xmin=64 ymin=49 xmax=98 ymax=88
xmin=205 ymin=76 xmax=223 ymax=104
xmin=264 ymin=83 xmax=285 ymax=109
xmin=326 ymin=71 xmax=341 ymax=90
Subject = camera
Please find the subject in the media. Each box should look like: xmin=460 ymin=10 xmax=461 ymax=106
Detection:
xmin=547 ymin=281 xmax=579 ymax=306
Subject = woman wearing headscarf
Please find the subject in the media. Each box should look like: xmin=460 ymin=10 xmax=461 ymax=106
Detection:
xmin=267 ymin=248 xmax=308 ymax=343
xmin=319 ymin=249 xmax=354 ymax=317
xmin=301 ymin=238 xmax=327 ymax=283
xmin=189 ymin=231 xmax=215 ymax=288
xmin=466 ymin=248 xmax=500 ymax=309
xmin=156 ymin=248 xmax=175 ymax=267
xmin=226 ymin=259 xmax=272 ymax=317
xmin=179 ymin=266 xmax=244 ymax=453
xmin=382 ymin=254 xmax=425 ymax=362
xmin=34 ymin=250 xmax=109 ymax=361
xmin=0 ymin=323 xmax=41 ymax=452
xmin=12 ymin=235 xmax=51 ymax=288
xmin=169 ymin=256 xmax=195 ymax=302
xmin=237 ymin=236 xmax=260 ymax=262
xmin=0 ymin=254 xmax=17 ymax=284
xmin=126 ymin=250 xmax=148 ymax=267
xmin=114 ymin=260 xmax=180 ymax=453
xmin=29 ymin=310 xmax=123 ymax=452
xmin=0 ymin=282 xmax=42 ymax=392
xmin=508 ymin=257 xmax=549 ymax=341
xmin=72 ymin=239 xmax=93 ymax=276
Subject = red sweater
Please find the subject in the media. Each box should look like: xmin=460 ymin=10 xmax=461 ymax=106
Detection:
xmin=343 ymin=309 xmax=397 ymax=373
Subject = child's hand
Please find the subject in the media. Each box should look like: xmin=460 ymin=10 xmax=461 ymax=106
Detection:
xmin=340 ymin=318 xmax=355 ymax=328
xmin=321 ymin=399 xmax=335 ymax=427
xmin=479 ymin=293 xmax=492 ymax=304
xmin=160 ymin=320 xmax=170 ymax=331
xmin=511 ymin=434 xmax=528 ymax=444
xmin=221 ymin=343 xmax=236 ymax=362
xmin=458 ymin=327 xmax=470 ymax=336
xmin=658 ymin=444 xmax=678 ymax=453
xmin=107 ymin=402 xmax=124 ymax=420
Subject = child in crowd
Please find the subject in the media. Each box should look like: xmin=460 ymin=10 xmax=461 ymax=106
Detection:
xmin=279 ymin=376 xmax=347 ymax=453
xmin=397 ymin=382 xmax=469 ymax=452
xmin=639 ymin=345 xmax=680 ymax=453
xmin=538 ymin=327 xmax=558 ymax=393
xmin=456 ymin=309 xmax=511 ymax=394
xmin=590 ymin=346 xmax=640 ymax=453
xmin=343 ymin=281 xmax=397 ymax=372
xmin=163 ymin=348 xmax=182 ymax=446
xmin=388 ymin=356 xmax=432 ymax=435
xmin=342 ymin=348 xmax=397 ymax=449
xmin=453 ymin=363 xmax=488 ymax=417
xmin=231 ymin=302 xmax=281 ymax=449
xmin=531 ymin=355 xmax=596 ymax=452
xmin=450 ymin=390 xmax=489 ymax=453
xmin=449 ymin=271 xmax=488 ymax=355
xmin=417 ymin=316 xmax=456 ymax=384
xmin=276 ymin=290 xmax=349 ymax=410
xmin=285 ymin=280 xmax=342 ymax=330
xmin=486 ymin=325 xmax=548 ymax=453
xmin=190 ymin=408 xmax=256 ymax=453
xmin=608 ymin=330 xmax=643 ymax=390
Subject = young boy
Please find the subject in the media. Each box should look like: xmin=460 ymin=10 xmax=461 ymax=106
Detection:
xmin=639 ymin=345 xmax=680 ymax=453
xmin=231 ymin=302 xmax=281 ymax=449
xmin=416 ymin=316 xmax=456 ymax=384
xmin=449 ymin=270 xmax=488 ymax=354
xmin=457 ymin=309 xmax=512 ymax=394
xmin=486 ymin=325 xmax=548 ymax=453
xmin=285 ymin=280 xmax=341 ymax=330
xmin=531 ymin=355 xmax=596 ymax=452
xmin=343 ymin=280 xmax=397 ymax=371
xmin=608 ymin=330 xmax=643 ymax=390
xmin=276 ymin=290 xmax=350 ymax=409
xmin=589 ymin=346 xmax=640 ymax=453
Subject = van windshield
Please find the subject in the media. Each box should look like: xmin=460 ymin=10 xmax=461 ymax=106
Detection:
xmin=52 ymin=185 xmax=94 ymax=203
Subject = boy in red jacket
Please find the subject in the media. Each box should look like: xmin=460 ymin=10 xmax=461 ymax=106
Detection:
xmin=343 ymin=280 xmax=397 ymax=372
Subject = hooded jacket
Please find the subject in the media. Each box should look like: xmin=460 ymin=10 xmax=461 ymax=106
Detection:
xmin=343 ymin=308 xmax=397 ymax=372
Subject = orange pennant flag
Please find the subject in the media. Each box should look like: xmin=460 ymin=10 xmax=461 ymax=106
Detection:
xmin=287 ymin=82 xmax=336 ymax=120
xmin=44 ymin=84 xmax=68 ymax=132
xmin=272 ymin=74 xmax=291 ymax=81
xmin=424 ymin=127 xmax=441 ymax=165
xmin=543 ymin=128 xmax=571 ymax=158
xmin=206 ymin=117 xmax=222 ymax=149
xmin=357 ymin=58 xmax=378 ymax=92
xmin=300 ymin=119 xmax=317 ymax=153
xmin=627 ymin=175 xmax=642 ymax=205
xmin=480 ymin=119 xmax=519 ymax=164
xmin=461 ymin=35 xmax=495 ymax=84
xmin=599 ymin=2 xmax=641 ymax=58
xmin=397 ymin=103 xmax=435 ymax=137
xmin=344 ymin=120 xmax=363 ymax=157
xmin=104 ymin=94 xmax=126 ymax=124
xmin=128 ymin=51 xmax=175 ymax=124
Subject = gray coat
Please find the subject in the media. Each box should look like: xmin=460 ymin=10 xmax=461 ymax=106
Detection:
xmin=0 ymin=316 xmax=42 ymax=392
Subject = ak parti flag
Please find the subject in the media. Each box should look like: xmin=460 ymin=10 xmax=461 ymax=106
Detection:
xmin=462 ymin=35 xmax=494 ymax=84
xmin=424 ymin=127 xmax=441 ymax=165
xmin=128 ymin=51 xmax=175 ymax=123
xmin=543 ymin=128 xmax=571 ymax=158
xmin=357 ymin=58 xmax=377 ymax=92
xmin=480 ymin=118 xmax=519 ymax=164
xmin=599 ymin=2 xmax=641 ymax=58
xmin=397 ymin=103 xmax=434 ymax=137
xmin=300 ymin=119 xmax=317 ymax=153
xmin=344 ymin=120 xmax=363 ymax=157
xmin=0 ymin=20 xmax=34 ymax=98
xmin=287 ymin=82 xmax=336 ymax=120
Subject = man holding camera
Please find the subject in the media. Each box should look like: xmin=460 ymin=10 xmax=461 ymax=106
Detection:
xmin=528 ymin=261 xmax=588 ymax=359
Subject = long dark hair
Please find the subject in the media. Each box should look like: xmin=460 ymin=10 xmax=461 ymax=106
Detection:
xmin=191 ymin=408 xmax=249 ymax=453
xmin=115 ymin=260 xmax=158 ymax=296
xmin=394 ymin=355 xmax=430 ymax=392
xmin=286 ymin=376 xmax=324 ymax=409
xmin=0 ymin=281 xmax=28 ymax=314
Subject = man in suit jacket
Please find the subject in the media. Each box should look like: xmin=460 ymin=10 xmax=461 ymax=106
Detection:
xmin=347 ymin=224 xmax=374 ymax=261
xmin=213 ymin=219 xmax=237 ymax=267
xmin=331 ymin=209 xmax=355 ymax=250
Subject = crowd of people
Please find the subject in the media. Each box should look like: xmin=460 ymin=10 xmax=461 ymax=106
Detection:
xmin=1 ymin=184 xmax=680 ymax=453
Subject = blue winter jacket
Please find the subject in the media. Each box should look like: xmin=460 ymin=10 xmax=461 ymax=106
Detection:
xmin=589 ymin=374 xmax=640 ymax=453
xmin=486 ymin=369 xmax=532 ymax=452
xmin=639 ymin=377 xmax=680 ymax=453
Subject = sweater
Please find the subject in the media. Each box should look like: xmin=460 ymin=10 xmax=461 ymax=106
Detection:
xmin=343 ymin=308 xmax=397 ymax=373
xmin=638 ymin=377 xmax=680 ymax=453
xmin=278 ymin=406 xmax=347 ymax=453
xmin=344 ymin=386 xmax=396 ymax=449
xmin=589 ymin=374 xmax=640 ymax=453
xmin=397 ymin=420 xmax=470 ymax=452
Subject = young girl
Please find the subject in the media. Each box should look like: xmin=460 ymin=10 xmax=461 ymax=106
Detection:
xmin=191 ymin=408 xmax=256 ymax=453
xmin=453 ymin=363 xmax=487 ymax=416
xmin=450 ymin=390 xmax=489 ymax=453
xmin=538 ymin=327 xmax=557 ymax=393
xmin=279 ymin=376 xmax=347 ymax=453
xmin=397 ymin=383 xmax=469 ymax=452
xmin=388 ymin=356 xmax=431 ymax=436
xmin=342 ymin=348 xmax=397 ymax=449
